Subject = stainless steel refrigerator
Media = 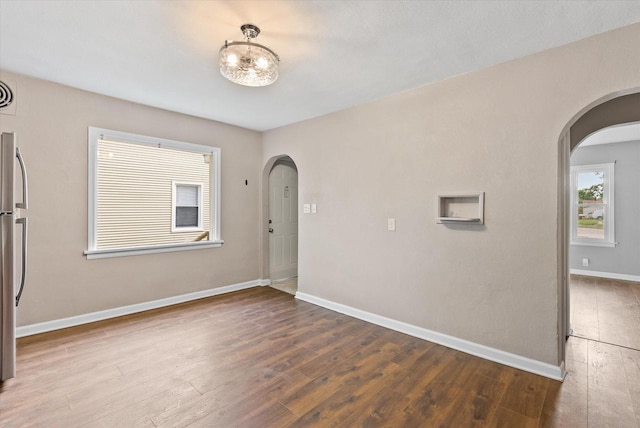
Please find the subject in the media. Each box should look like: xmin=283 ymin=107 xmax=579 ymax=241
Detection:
xmin=0 ymin=132 xmax=28 ymax=381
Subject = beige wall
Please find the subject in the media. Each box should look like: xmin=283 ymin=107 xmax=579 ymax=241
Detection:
xmin=0 ymin=71 xmax=262 ymax=326
xmin=262 ymin=23 xmax=640 ymax=366
xmin=2 ymin=22 xmax=639 ymax=367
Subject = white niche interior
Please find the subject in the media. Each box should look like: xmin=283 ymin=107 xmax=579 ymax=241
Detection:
xmin=437 ymin=192 xmax=484 ymax=225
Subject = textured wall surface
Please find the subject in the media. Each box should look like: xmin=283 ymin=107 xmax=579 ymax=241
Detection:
xmin=0 ymin=71 xmax=262 ymax=326
xmin=262 ymin=24 xmax=640 ymax=366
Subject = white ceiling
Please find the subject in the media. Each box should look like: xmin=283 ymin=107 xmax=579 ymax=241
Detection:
xmin=1 ymin=1 xmax=640 ymax=131
xmin=580 ymin=122 xmax=640 ymax=147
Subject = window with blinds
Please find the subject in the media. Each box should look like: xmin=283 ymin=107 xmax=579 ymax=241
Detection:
xmin=85 ymin=127 xmax=221 ymax=259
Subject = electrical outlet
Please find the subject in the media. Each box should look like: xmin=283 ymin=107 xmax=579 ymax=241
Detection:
xmin=582 ymin=258 xmax=589 ymax=267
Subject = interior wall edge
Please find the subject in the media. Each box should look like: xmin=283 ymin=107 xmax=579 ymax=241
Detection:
xmin=569 ymin=92 xmax=640 ymax=151
xmin=262 ymin=22 xmax=640 ymax=369
xmin=0 ymin=70 xmax=264 ymax=326
xmin=296 ymin=292 xmax=565 ymax=381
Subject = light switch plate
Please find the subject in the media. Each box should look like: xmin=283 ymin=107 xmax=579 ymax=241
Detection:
xmin=388 ymin=218 xmax=396 ymax=231
xmin=303 ymin=204 xmax=311 ymax=214
xmin=311 ymin=203 xmax=317 ymax=214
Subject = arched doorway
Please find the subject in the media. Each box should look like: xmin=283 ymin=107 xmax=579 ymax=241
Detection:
xmin=569 ymin=122 xmax=640 ymax=350
xmin=558 ymin=91 xmax=640 ymax=363
xmin=262 ymin=155 xmax=299 ymax=295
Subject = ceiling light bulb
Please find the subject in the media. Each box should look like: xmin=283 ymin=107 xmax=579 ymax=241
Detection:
xmin=256 ymin=57 xmax=268 ymax=69
xmin=226 ymin=54 xmax=238 ymax=66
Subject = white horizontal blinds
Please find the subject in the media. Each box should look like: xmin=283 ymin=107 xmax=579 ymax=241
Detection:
xmin=176 ymin=185 xmax=198 ymax=206
xmin=175 ymin=184 xmax=199 ymax=228
xmin=96 ymin=139 xmax=211 ymax=249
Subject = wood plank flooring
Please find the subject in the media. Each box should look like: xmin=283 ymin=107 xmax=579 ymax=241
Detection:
xmin=1 ymin=286 xmax=639 ymax=427
xmin=570 ymin=274 xmax=640 ymax=350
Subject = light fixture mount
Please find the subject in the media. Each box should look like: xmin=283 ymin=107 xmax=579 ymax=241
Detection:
xmin=219 ymin=24 xmax=279 ymax=87
xmin=240 ymin=24 xmax=260 ymax=39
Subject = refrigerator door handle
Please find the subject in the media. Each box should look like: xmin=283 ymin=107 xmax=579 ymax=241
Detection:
xmin=16 ymin=147 xmax=28 ymax=210
xmin=15 ymin=217 xmax=27 ymax=307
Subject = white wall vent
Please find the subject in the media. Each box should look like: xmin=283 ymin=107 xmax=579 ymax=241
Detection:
xmin=0 ymin=80 xmax=17 ymax=116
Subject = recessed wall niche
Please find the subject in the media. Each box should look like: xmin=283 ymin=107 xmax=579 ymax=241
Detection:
xmin=437 ymin=192 xmax=484 ymax=225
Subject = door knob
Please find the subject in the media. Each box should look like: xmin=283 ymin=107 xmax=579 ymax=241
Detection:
xmin=269 ymin=228 xmax=274 ymax=233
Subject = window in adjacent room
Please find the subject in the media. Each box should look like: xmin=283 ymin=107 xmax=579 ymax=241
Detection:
xmin=172 ymin=182 xmax=203 ymax=232
xmin=85 ymin=127 xmax=221 ymax=259
xmin=570 ymin=163 xmax=615 ymax=247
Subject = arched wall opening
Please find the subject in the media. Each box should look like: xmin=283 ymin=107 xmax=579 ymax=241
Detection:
xmin=557 ymin=90 xmax=640 ymax=366
xmin=261 ymin=154 xmax=299 ymax=285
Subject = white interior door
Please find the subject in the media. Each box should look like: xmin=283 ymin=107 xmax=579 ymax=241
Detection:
xmin=269 ymin=161 xmax=298 ymax=281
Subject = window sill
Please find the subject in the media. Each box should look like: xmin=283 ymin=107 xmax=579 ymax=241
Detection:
xmin=84 ymin=240 xmax=223 ymax=259
xmin=570 ymin=240 xmax=617 ymax=248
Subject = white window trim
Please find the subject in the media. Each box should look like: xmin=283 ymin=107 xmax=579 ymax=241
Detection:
xmin=85 ymin=127 xmax=222 ymax=259
xmin=570 ymin=162 xmax=616 ymax=247
xmin=171 ymin=181 xmax=204 ymax=233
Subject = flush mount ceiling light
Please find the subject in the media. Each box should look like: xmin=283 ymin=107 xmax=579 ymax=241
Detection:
xmin=219 ymin=24 xmax=280 ymax=87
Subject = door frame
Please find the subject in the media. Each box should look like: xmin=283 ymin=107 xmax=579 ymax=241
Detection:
xmin=261 ymin=155 xmax=299 ymax=282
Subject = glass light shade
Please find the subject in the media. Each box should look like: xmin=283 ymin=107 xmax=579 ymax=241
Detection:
xmin=219 ymin=41 xmax=279 ymax=87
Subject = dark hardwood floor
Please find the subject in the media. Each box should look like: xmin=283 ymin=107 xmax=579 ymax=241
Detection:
xmin=1 ymin=286 xmax=639 ymax=427
xmin=570 ymin=274 xmax=640 ymax=350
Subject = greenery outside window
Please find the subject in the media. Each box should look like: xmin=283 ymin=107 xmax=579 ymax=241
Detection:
xmin=570 ymin=163 xmax=615 ymax=247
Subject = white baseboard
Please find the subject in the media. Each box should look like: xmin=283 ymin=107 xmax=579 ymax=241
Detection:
xmin=16 ymin=280 xmax=564 ymax=380
xmin=570 ymin=269 xmax=640 ymax=283
xmin=16 ymin=279 xmax=268 ymax=338
xmin=296 ymin=292 xmax=565 ymax=381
